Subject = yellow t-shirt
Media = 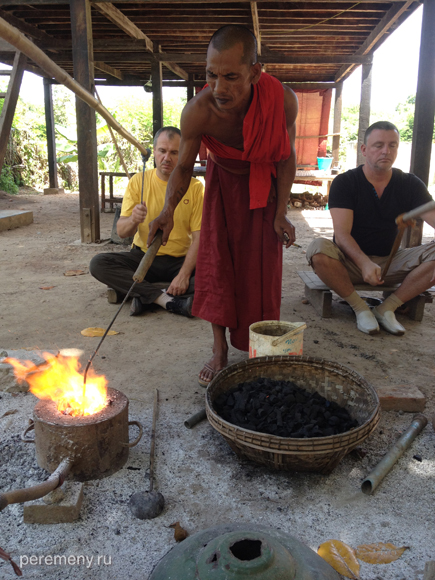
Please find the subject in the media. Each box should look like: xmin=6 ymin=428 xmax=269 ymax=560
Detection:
xmin=120 ymin=169 xmax=204 ymax=257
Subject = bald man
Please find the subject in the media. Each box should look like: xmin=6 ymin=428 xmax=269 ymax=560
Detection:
xmin=148 ymin=25 xmax=298 ymax=386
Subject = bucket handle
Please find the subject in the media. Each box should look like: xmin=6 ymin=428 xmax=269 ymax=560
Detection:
xmin=121 ymin=420 xmax=143 ymax=448
xmin=271 ymin=323 xmax=307 ymax=347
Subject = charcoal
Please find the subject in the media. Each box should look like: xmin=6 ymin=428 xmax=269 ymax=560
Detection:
xmin=213 ymin=378 xmax=358 ymax=439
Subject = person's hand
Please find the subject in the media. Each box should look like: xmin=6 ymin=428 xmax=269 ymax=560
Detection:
xmin=147 ymin=210 xmax=174 ymax=247
xmin=167 ymin=272 xmax=190 ymax=296
xmin=274 ymin=214 xmax=296 ymax=248
xmin=131 ymin=202 xmax=147 ymax=226
xmin=361 ymin=260 xmax=384 ymax=286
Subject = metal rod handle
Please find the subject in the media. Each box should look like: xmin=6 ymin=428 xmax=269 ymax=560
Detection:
xmin=133 ymin=231 xmax=163 ymax=283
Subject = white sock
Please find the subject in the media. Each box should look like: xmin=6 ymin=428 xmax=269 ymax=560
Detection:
xmin=153 ymin=291 xmax=172 ymax=309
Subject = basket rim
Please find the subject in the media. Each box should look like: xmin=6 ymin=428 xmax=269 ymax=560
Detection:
xmin=205 ymin=355 xmax=380 ymax=446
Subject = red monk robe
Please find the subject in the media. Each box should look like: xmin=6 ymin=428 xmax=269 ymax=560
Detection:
xmin=191 ymin=73 xmax=291 ymax=351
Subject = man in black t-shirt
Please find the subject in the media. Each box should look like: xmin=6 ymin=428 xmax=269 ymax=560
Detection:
xmin=306 ymin=121 xmax=435 ymax=336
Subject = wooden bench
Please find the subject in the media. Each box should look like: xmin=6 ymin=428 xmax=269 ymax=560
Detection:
xmin=297 ymin=270 xmax=432 ymax=321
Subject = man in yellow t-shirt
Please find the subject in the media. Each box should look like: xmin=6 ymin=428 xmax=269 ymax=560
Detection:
xmin=90 ymin=127 xmax=204 ymax=317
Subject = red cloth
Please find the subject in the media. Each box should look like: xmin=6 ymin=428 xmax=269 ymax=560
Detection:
xmin=202 ymin=72 xmax=290 ymax=209
xmin=294 ymin=89 xmax=333 ymax=166
xmin=192 ymin=156 xmax=282 ymax=351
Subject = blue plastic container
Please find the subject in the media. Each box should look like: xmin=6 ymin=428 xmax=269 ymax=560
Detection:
xmin=317 ymin=157 xmax=333 ymax=171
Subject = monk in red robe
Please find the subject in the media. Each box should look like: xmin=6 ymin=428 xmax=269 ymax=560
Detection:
xmin=148 ymin=25 xmax=298 ymax=386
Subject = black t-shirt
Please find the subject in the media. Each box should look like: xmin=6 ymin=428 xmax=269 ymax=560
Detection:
xmin=329 ymin=165 xmax=432 ymax=256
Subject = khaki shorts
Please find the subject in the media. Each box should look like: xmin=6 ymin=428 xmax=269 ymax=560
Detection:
xmin=306 ymin=238 xmax=435 ymax=285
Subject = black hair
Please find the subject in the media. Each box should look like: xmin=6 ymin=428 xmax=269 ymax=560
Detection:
xmin=208 ymin=25 xmax=257 ymax=66
xmin=364 ymin=121 xmax=399 ymax=144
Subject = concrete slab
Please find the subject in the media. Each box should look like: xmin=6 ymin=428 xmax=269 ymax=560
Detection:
xmin=376 ymin=384 xmax=426 ymax=412
xmin=43 ymin=187 xmax=64 ymax=195
xmin=23 ymin=482 xmax=84 ymax=524
xmin=0 ymin=209 xmax=33 ymax=232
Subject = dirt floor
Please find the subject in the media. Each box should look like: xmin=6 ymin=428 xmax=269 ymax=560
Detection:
xmin=0 ymin=188 xmax=434 ymax=580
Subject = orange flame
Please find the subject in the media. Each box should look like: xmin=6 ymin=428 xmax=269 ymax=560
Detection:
xmin=5 ymin=352 xmax=107 ymax=416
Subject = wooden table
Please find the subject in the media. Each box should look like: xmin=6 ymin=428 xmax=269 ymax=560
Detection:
xmin=293 ymin=172 xmax=336 ymax=196
xmin=100 ymin=171 xmax=132 ymax=212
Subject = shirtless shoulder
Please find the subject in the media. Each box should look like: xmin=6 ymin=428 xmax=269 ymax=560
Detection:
xmin=282 ymin=84 xmax=298 ymax=127
xmin=181 ymin=88 xmax=217 ymax=140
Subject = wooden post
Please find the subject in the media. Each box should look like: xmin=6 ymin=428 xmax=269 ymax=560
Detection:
xmin=43 ymin=77 xmax=61 ymax=192
xmin=187 ymin=73 xmax=194 ymax=102
xmin=70 ymin=0 xmax=100 ymax=243
xmin=0 ymin=51 xmax=26 ymax=175
xmin=151 ymin=50 xmax=163 ymax=137
xmin=406 ymin=0 xmax=435 ymax=247
xmin=332 ymin=82 xmax=343 ymax=169
xmin=356 ymin=62 xmax=372 ymax=167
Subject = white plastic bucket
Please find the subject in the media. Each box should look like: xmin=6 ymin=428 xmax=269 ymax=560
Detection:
xmin=249 ymin=320 xmax=306 ymax=359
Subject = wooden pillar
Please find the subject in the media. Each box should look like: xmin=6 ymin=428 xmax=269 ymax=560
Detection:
xmin=151 ymin=54 xmax=163 ymax=137
xmin=406 ymin=0 xmax=435 ymax=247
xmin=70 ymin=0 xmax=100 ymax=243
xmin=0 ymin=51 xmax=26 ymax=175
xmin=187 ymin=73 xmax=194 ymax=101
xmin=356 ymin=61 xmax=373 ymax=167
xmin=43 ymin=78 xmax=59 ymax=189
xmin=332 ymin=82 xmax=343 ymax=169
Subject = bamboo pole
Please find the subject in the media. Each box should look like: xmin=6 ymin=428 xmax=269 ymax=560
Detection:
xmin=0 ymin=16 xmax=148 ymax=157
xmin=95 ymin=87 xmax=131 ymax=180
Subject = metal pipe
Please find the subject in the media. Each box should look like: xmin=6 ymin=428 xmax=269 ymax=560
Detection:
xmin=184 ymin=409 xmax=207 ymax=429
xmin=361 ymin=414 xmax=428 ymax=495
xmin=0 ymin=16 xmax=149 ymax=157
xmin=0 ymin=457 xmax=73 ymax=511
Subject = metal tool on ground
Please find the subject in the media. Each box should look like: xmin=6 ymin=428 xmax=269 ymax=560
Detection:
xmin=381 ymin=200 xmax=435 ymax=280
xmin=361 ymin=413 xmax=428 ymax=495
xmin=129 ymin=389 xmax=165 ymax=519
xmin=184 ymin=408 xmax=207 ymax=429
xmin=82 ymin=226 xmax=161 ymax=390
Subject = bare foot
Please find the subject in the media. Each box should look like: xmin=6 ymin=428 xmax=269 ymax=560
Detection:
xmin=198 ymin=352 xmax=228 ymax=386
xmin=198 ymin=324 xmax=229 ymax=387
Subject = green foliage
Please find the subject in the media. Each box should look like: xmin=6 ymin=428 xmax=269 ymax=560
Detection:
xmin=0 ymin=87 xmax=186 ymax=192
xmin=395 ymin=95 xmax=415 ymax=142
xmin=0 ymin=165 xmax=18 ymax=194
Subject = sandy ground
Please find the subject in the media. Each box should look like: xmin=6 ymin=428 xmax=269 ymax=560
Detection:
xmin=0 ymin=189 xmax=434 ymax=580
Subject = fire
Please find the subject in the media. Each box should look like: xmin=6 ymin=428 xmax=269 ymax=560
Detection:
xmin=5 ymin=352 xmax=107 ymax=416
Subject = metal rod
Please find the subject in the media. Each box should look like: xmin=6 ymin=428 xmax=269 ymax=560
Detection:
xmin=82 ymin=280 xmax=137 ymax=390
xmin=361 ymin=414 xmax=428 ymax=495
xmin=0 ymin=457 xmax=73 ymax=511
xmin=82 ymin=227 xmax=161 ymax=393
xmin=184 ymin=409 xmax=207 ymax=429
xmin=149 ymin=389 xmax=159 ymax=493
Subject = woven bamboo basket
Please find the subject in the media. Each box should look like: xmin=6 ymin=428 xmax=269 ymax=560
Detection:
xmin=206 ymin=356 xmax=380 ymax=474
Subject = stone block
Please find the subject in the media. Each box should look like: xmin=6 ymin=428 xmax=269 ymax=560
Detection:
xmin=24 ymin=482 xmax=84 ymax=524
xmin=43 ymin=187 xmax=64 ymax=195
xmin=376 ymin=384 xmax=426 ymax=413
xmin=0 ymin=210 xmax=33 ymax=232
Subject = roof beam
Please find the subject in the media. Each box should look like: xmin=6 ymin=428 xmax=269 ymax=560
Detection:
xmin=92 ymin=2 xmax=154 ymax=51
xmin=335 ymin=0 xmax=415 ymax=82
xmin=94 ymin=60 xmax=123 ymax=80
xmin=157 ymin=52 xmax=373 ymax=65
xmin=250 ymin=2 xmax=261 ymax=56
xmin=92 ymin=2 xmax=188 ymax=80
xmin=0 ymin=1 xmax=416 ymax=4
